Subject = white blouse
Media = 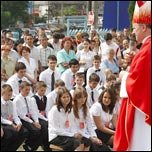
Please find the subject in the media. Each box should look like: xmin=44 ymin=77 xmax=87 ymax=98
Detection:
xmin=90 ymin=102 xmax=116 ymax=129
xmin=73 ymin=107 xmax=97 ymax=138
xmin=48 ymin=105 xmax=76 ymax=142
xmin=46 ymin=90 xmax=58 ymax=118
xmin=76 ymin=50 xmax=96 ymax=71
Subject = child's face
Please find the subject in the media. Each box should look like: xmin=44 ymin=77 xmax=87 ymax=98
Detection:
xmin=83 ymin=41 xmax=90 ymax=50
xmin=21 ymin=86 xmax=30 ymax=96
xmin=48 ymin=60 xmax=57 ymax=70
xmin=93 ymin=60 xmax=101 ymax=68
xmin=76 ymin=95 xmax=86 ymax=107
xmin=75 ymin=77 xmax=84 ymax=86
xmin=2 ymin=91 xmax=12 ymax=101
xmin=70 ymin=65 xmax=79 ymax=73
xmin=89 ymin=81 xmax=98 ymax=89
xmin=102 ymin=92 xmax=111 ymax=106
xmin=37 ymin=87 xmax=47 ymax=96
xmin=61 ymin=92 xmax=71 ymax=107
xmin=17 ymin=69 xmax=26 ymax=78
xmin=106 ymin=80 xmax=116 ymax=88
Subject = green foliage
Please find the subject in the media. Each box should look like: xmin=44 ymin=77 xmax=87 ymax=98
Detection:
xmin=63 ymin=5 xmax=77 ymax=16
xmin=34 ymin=16 xmax=47 ymax=24
xmin=128 ymin=1 xmax=136 ymax=31
xmin=1 ymin=1 xmax=29 ymax=28
xmin=53 ymin=10 xmax=60 ymax=17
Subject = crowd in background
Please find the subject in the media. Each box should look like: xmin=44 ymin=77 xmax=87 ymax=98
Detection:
xmin=1 ymin=26 xmax=141 ymax=151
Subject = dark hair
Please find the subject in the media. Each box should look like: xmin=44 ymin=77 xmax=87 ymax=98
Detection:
xmin=111 ymin=80 xmax=121 ymax=90
xmin=93 ymin=55 xmax=101 ymax=61
xmin=13 ymin=39 xmax=23 ymax=51
xmin=69 ymin=58 xmax=79 ymax=67
xmin=111 ymin=80 xmax=121 ymax=101
xmin=111 ymin=28 xmax=117 ymax=32
xmin=26 ymin=34 xmax=34 ymax=38
xmin=81 ymin=32 xmax=89 ymax=38
xmin=104 ymin=33 xmax=112 ymax=41
xmin=53 ymin=32 xmax=60 ymax=39
xmin=15 ymin=62 xmax=26 ymax=72
xmin=71 ymin=39 xmax=77 ymax=51
xmin=89 ymin=73 xmax=100 ymax=82
xmin=83 ymin=38 xmax=91 ymax=44
xmin=56 ymin=87 xmax=72 ymax=113
xmin=48 ymin=55 xmax=57 ymax=62
xmin=60 ymin=33 xmax=65 ymax=39
xmin=98 ymin=88 xmax=115 ymax=114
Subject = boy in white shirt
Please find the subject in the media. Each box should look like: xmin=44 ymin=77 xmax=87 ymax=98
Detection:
xmin=31 ymin=81 xmax=52 ymax=151
xmin=70 ymin=72 xmax=85 ymax=97
xmin=6 ymin=62 xmax=33 ymax=99
xmin=61 ymin=58 xmax=79 ymax=90
xmin=85 ymin=73 xmax=100 ymax=108
xmin=13 ymin=81 xmax=42 ymax=151
xmin=1 ymin=84 xmax=28 ymax=151
xmin=87 ymin=55 xmax=106 ymax=89
xmin=39 ymin=55 xmax=60 ymax=95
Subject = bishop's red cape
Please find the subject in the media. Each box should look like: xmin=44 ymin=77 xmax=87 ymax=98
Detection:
xmin=114 ymin=36 xmax=151 ymax=151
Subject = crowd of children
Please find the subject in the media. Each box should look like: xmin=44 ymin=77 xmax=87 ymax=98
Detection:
xmin=1 ymin=27 xmax=138 ymax=151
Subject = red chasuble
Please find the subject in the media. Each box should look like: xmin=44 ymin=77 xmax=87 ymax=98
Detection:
xmin=114 ymin=36 xmax=151 ymax=151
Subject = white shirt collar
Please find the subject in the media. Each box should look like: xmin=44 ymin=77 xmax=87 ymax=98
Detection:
xmin=86 ymin=85 xmax=94 ymax=92
xmin=35 ymin=93 xmax=43 ymax=100
xmin=1 ymin=97 xmax=9 ymax=105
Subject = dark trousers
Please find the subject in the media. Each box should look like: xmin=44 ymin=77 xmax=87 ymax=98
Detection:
xmin=1 ymin=124 xmax=28 ymax=151
xmin=39 ymin=118 xmax=51 ymax=151
xmin=21 ymin=119 xmax=42 ymax=150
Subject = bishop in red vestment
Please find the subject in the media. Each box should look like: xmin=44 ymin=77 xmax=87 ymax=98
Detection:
xmin=114 ymin=1 xmax=151 ymax=151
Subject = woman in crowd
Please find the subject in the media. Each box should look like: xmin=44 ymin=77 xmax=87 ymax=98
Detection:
xmin=90 ymin=88 xmax=117 ymax=147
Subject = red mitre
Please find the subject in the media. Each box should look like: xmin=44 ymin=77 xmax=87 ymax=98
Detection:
xmin=132 ymin=1 xmax=151 ymax=25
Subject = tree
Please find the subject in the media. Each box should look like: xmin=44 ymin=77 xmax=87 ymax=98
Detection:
xmin=1 ymin=1 xmax=29 ymax=28
xmin=63 ymin=5 xmax=77 ymax=16
xmin=128 ymin=1 xmax=136 ymax=31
